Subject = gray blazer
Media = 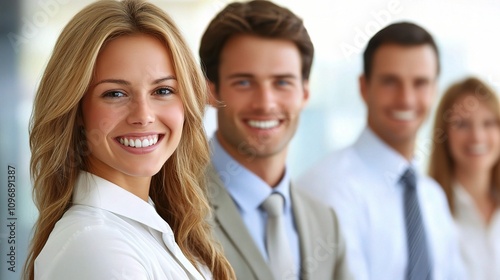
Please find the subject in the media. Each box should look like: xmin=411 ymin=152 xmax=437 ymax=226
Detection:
xmin=206 ymin=166 xmax=353 ymax=280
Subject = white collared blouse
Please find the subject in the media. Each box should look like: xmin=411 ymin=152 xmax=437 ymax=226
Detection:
xmin=35 ymin=171 xmax=209 ymax=280
xmin=454 ymin=183 xmax=500 ymax=280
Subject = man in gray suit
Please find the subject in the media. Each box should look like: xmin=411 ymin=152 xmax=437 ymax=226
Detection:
xmin=199 ymin=1 xmax=352 ymax=279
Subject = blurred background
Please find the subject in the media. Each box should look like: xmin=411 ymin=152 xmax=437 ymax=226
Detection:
xmin=1 ymin=0 xmax=500 ymax=278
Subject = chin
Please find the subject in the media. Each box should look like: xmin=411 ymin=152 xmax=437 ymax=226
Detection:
xmin=125 ymin=166 xmax=164 ymax=178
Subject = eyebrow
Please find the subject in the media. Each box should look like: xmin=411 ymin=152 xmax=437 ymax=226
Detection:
xmin=93 ymin=76 xmax=177 ymax=87
xmin=226 ymin=73 xmax=298 ymax=80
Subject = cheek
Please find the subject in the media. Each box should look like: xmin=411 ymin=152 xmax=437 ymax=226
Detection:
xmin=447 ymin=131 xmax=465 ymax=157
xmin=82 ymin=103 xmax=119 ymax=147
xmin=367 ymin=91 xmax=389 ymax=110
xmin=489 ymin=130 xmax=500 ymax=148
xmin=159 ymin=102 xmax=185 ymax=131
xmin=420 ymin=92 xmax=435 ymax=111
xmin=224 ymin=93 xmax=249 ymax=111
xmin=286 ymin=97 xmax=306 ymax=116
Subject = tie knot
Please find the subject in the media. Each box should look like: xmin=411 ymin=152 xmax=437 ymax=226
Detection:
xmin=401 ymin=168 xmax=416 ymax=189
xmin=262 ymin=193 xmax=284 ymax=217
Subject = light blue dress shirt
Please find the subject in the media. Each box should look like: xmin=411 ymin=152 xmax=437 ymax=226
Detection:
xmin=210 ymin=137 xmax=300 ymax=276
xmin=297 ymin=127 xmax=464 ymax=280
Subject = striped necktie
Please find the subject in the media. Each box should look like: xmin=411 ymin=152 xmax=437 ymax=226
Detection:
xmin=401 ymin=168 xmax=432 ymax=280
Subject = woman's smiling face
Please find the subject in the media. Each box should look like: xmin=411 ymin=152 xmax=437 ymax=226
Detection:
xmin=81 ymin=34 xmax=184 ymax=185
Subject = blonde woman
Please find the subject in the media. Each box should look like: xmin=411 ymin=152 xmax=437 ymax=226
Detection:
xmin=23 ymin=1 xmax=234 ymax=279
xmin=429 ymin=77 xmax=500 ymax=280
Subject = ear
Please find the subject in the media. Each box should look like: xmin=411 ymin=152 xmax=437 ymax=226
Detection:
xmin=207 ymin=81 xmax=220 ymax=108
xmin=301 ymin=80 xmax=311 ymax=107
xmin=359 ymin=74 xmax=368 ymax=104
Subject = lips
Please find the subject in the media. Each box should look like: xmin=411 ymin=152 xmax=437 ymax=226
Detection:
xmin=468 ymin=143 xmax=487 ymax=155
xmin=117 ymin=135 xmax=159 ymax=148
xmin=391 ymin=110 xmax=416 ymax=121
xmin=246 ymin=119 xmax=280 ymax=129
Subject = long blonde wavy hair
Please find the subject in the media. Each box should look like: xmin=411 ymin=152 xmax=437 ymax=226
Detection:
xmin=24 ymin=1 xmax=235 ymax=279
xmin=429 ymin=77 xmax=500 ymax=214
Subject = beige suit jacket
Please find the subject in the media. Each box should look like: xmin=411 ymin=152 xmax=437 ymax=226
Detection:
xmin=206 ymin=166 xmax=353 ymax=280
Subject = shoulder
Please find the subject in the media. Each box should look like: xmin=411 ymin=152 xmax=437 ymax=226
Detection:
xmin=295 ymin=147 xmax=368 ymax=208
xmin=291 ymin=187 xmax=339 ymax=225
xmin=297 ymin=147 xmax=360 ymax=188
xmin=36 ymin=206 xmax=149 ymax=280
xmin=290 ymin=187 xmax=345 ymax=254
xmin=39 ymin=205 xmax=142 ymax=258
xmin=205 ymin=165 xmax=232 ymax=210
xmin=418 ymin=174 xmax=449 ymax=207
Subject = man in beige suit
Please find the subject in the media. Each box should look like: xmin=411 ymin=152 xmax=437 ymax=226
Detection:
xmin=199 ymin=1 xmax=352 ymax=279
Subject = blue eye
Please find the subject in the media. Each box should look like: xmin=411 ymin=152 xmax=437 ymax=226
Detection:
xmin=276 ymin=79 xmax=290 ymax=86
xmin=155 ymin=87 xmax=174 ymax=96
xmin=102 ymin=91 xmax=126 ymax=98
xmin=235 ymin=80 xmax=250 ymax=87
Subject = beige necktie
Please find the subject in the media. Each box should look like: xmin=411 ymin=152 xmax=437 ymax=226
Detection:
xmin=262 ymin=193 xmax=295 ymax=280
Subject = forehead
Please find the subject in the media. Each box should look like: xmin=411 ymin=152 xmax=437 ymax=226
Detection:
xmin=95 ymin=34 xmax=174 ymax=78
xmin=218 ymin=35 xmax=302 ymax=77
xmin=451 ymin=94 xmax=498 ymax=117
xmin=371 ymin=44 xmax=438 ymax=79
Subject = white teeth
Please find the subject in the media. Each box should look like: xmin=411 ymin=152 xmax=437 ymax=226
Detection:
xmin=247 ymin=120 xmax=279 ymax=129
xmin=469 ymin=144 xmax=487 ymax=155
xmin=392 ymin=110 xmax=416 ymax=121
xmin=118 ymin=135 xmax=159 ymax=148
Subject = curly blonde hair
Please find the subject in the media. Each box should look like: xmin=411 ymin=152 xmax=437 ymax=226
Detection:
xmin=24 ymin=1 xmax=234 ymax=279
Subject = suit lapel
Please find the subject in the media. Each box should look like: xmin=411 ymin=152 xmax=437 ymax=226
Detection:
xmin=207 ymin=166 xmax=273 ymax=280
xmin=291 ymin=186 xmax=313 ymax=279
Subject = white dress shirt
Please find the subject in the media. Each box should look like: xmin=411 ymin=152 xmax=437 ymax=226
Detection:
xmin=210 ymin=137 xmax=301 ymax=277
xmin=35 ymin=171 xmax=209 ymax=280
xmin=297 ymin=127 xmax=463 ymax=280
xmin=453 ymin=183 xmax=500 ymax=280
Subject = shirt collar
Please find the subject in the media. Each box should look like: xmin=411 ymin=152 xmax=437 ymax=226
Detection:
xmin=73 ymin=171 xmax=174 ymax=237
xmin=453 ymin=181 xmax=485 ymax=217
xmin=353 ymin=127 xmax=415 ymax=187
xmin=210 ymin=136 xmax=292 ymax=213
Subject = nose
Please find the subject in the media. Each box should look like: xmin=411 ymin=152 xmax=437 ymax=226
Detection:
xmin=470 ymin=122 xmax=485 ymax=142
xmin=397 ymin=83 xmax=416 ymax=107
xmin=251 ymin=83 xmax=277 ymax=111
xmin=127 ymin=95 xmax=155 ymax=126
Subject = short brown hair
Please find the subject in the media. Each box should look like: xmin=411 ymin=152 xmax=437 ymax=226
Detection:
xmin=363 ymin=22 xmax=440 ymax=79
xmin=199 ymin=0 xmax=314 ymax=87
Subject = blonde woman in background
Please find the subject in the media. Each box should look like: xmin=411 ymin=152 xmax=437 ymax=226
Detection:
xmin=429 ymin=77 xmax=500 ymax=280
xmin=23 ymin=1 xmax=234 ymax=279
